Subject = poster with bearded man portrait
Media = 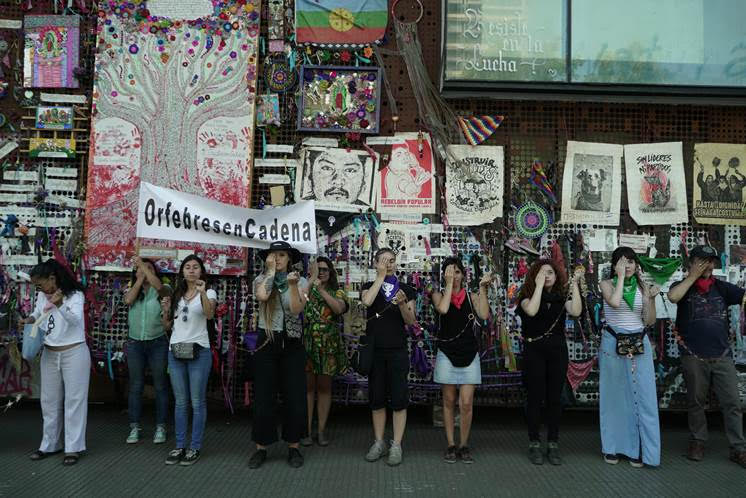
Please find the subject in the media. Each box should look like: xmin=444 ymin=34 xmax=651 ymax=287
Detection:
xmin=296 ymin=147 xmax=379 ymax=212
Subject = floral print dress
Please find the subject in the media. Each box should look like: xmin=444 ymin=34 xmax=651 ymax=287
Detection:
xmin=303 ymin=286 xmax=348 ymax=376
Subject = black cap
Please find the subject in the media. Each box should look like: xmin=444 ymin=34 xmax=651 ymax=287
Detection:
xmin=689 ymin=245 xmax=719 ymax=261
xmin=257 ymin=241 xmax=302 ymax=264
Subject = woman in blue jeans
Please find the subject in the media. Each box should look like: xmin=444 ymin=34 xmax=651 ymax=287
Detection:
xmin=163 ymin=255 xmax=216 ymax=466
xmin=124 ymin=257 xmax=171 ymax=445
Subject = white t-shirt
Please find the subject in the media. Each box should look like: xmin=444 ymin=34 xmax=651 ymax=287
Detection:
xmin=170 ymin=288 xmax=218 ymax=349
xmin=30 ymin=291 xmax=86 ymax=347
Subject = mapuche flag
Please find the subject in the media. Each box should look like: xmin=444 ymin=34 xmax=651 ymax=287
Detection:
xmin=295 ymin=0 xmax=388 ymax=45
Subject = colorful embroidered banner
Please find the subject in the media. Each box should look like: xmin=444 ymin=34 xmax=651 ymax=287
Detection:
xmin=23 ymin=15 xmax=80 ymax=88
xmin=85 ymin=0 xmax=260 ymax=274
xmin=295 ymin=0 xmax=387 ymax=45
xmin=457 ymin=115 xmax=504 ymax=146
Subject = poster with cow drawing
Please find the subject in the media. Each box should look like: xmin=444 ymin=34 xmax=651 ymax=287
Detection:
xmin=623 ymin=142 xmax=688 ymax=226
xmin=560 ymin=141 xmax=623 ymax=226
xmin=692 ymin=143 xmax=746 ymax=225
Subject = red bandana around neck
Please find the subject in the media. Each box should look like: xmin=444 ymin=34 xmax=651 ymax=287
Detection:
xmin=451 ymin=288 xmax=466 ymax=309
xmin=694 ymin=277 xmax=715 ymax=294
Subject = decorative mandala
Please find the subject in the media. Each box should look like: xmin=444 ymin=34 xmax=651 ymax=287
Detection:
xmin=264 ymin=58 xmax=297 ymax=93
xmin=515 ymin=201 xmax=551 ymax=239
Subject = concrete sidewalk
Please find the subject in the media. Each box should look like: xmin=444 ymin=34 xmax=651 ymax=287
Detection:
xmin=1 ymin=404 xmax=743 ymax=497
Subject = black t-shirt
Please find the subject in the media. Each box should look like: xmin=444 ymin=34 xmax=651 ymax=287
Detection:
xmin=362 ymin=280 xmax=417 ymax=349
xmin=437 ymin=292 xmax=479 ymax=367
xmin=671 ymin=279 xmax=744 ymax=358
xmin=516 ymin=292 xmax=567 ymax=340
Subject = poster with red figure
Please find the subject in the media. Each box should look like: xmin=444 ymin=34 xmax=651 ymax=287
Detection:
xmin=377 ymin=133 xmax=435 ymax=215
xmin=84 ymin=1 xmax=260 ymax=274
xmin=623 ymin=142 xmax=688 ymax=226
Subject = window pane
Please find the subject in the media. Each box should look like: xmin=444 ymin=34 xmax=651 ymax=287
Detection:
xmin=443 ymin=0 xmax=567 ymax=83
xmin=571 ymin=0 xmax=746 ymax=87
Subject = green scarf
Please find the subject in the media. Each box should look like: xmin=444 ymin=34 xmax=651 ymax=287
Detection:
xmin=612 ymin=275 xmax=638 ymax=311
xmin=273 ymin=272 xmax=288 ymax=293
xmin=637 ymin=256 xmax=682 ymax=285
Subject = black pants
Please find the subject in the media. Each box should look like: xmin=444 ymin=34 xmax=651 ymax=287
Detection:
xmin=368 ymin=348 xmax=409 ymax=411
xmin=251 ymin=330 xmax=307 ymax=446
xmin=523 ymin=334 xmax=568 ymax=442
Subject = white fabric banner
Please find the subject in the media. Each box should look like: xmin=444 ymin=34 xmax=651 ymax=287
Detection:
xmin=560 ymin=141 xmax=624 ymax=226
xmin=623 ymin=142 xmax=688 ymax=226
xmin=136 ymin=182 xmax=317 ymax=253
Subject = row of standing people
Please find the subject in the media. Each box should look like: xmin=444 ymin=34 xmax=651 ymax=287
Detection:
xmin=517 ymin=245 xmax=745 ymax=469
xmin=23 ymin=242 xmax=746 ymax=470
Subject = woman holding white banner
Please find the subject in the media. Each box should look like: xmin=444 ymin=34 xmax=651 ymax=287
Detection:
xmin=25 ymin=259 xmax=89 ymax=466
xmin=162 ymin=255 xmax=217 ymax=467
xmin=248 ymin=241 xmax=308 ymax=470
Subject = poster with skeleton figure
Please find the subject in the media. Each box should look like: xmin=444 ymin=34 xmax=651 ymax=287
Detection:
xmin=377 ymin=132 xmax=435 ymax=214
xmin=560 ymin=141 xmax=623 ymax=226
xmin=296 ymin=147 xmax=378 ymax=213
xmin=693 ymin=143 xmax=746 ymax=225
xmin=623 ymin=142 xmax=688 ymax=226
xmin=445 ymin=145 xmax=504 ymax=225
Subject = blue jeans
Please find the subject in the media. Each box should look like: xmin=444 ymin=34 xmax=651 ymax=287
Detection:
xmin=127 ymin=335 xmax=169 ymax=426
xmin=168 ymin=346 xmax=212 ymax=450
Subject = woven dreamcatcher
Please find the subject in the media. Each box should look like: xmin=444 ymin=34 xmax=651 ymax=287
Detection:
xmin=514 ymin=201 xmax=551 ymax=239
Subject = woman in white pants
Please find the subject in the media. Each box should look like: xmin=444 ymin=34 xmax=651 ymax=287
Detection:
xmin=25 ymin=259 xmax=89 ymax=466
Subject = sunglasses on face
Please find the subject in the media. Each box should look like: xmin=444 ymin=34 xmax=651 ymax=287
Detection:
xmin=317 ymin=267 xmax=330 ymax=273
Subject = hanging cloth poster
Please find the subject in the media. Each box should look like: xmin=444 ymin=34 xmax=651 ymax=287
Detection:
xmin=693 ymin=143 xmax=746 ymax=225
xmin=445 ymin=145 xmax=503 ymax=226
xmin=377 ymin=132 xmax=435 ymax=215
xmin=560 ymin=141 xmax=623 ymax=226
xmin=85 ymin=0 xmax=261 ymax=274
xmin=295 ymin=0 xmax=388 ymax=46
xmin=623 ymin=142 xmax=688 ymax=226
xmin=23 ymin=15 xmax=80 ymax=88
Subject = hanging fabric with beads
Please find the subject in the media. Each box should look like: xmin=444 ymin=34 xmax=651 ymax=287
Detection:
xmin=85 ymin=0 xmax=261 ymax=275
xmin=295 ymin=0 xmax=388 ymax=46
xmin=23 ymin=15 xmax=80 ymax=88
xmin=393 ymin=1 xmax=463 ymax=163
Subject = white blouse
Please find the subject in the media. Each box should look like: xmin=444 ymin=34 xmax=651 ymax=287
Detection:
xmin=30 ymin=291 xmax=86 ymax=347
xmin=170 ymin=288 xmax=218 ymax=349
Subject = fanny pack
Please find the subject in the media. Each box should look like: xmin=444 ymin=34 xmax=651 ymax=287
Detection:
xmin=605 ymin=326 xmax=646 ymax=357
xmin=172 ymin=342 xmax=199 ymax=360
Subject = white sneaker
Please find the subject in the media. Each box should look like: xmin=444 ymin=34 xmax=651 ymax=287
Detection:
xmin=153 ymin=425 xmax=167 ymax=444
xmin=387 ymin=441 xmax=402 ymax=466
xmin=126 ymin=424 xmax=141 ymax=444
xmin=365 ymin=440 xmax=388 ymax=462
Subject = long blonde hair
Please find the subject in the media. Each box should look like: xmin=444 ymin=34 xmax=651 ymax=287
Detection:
xmin=259 ymin=255 xmax=289 ymax=341
xmin=259 ymin=286 xmax=280 ymax=341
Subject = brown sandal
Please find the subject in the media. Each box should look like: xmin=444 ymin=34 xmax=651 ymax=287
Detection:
xmin=62 ymin=453 xmax=79 ymax=466
xmin=29 ymin=450 xmax=61 ymax=461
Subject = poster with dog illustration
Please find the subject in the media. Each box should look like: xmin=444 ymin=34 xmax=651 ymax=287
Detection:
xmin=377 ymin=132 xmax=435 ymax=214
xmin=623 ymin=142 xmax=688 ymax=226
xmin=560 ymin=141 xmax=623 ymax=225
xmin=692 ymin=143 xmax=746 ymax=225
xmin=445 ymin=145 xmax=504 ymax=225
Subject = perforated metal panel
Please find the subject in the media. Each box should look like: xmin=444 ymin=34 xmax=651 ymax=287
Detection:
xmin=2 ymin=1 xmax=745 ymax=408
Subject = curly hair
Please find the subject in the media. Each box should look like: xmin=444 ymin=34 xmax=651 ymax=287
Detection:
xmin=517 ymin=259 xmax=567 ymax=302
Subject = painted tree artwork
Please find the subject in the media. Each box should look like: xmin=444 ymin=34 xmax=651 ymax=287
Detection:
xmin=85 ymin=0 xmax=260 ymax=274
